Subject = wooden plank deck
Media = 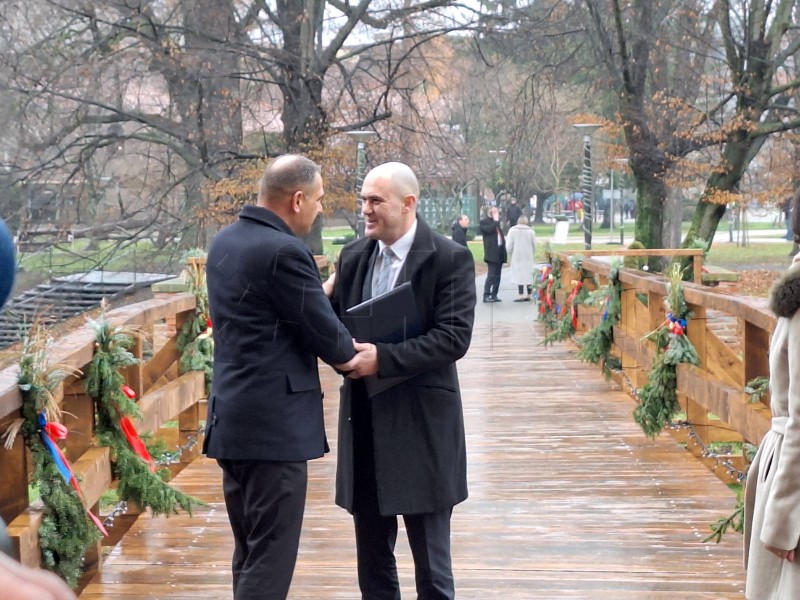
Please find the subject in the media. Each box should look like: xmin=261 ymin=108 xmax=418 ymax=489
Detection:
xmin=80 ymin=304 xmax=745 ymax=599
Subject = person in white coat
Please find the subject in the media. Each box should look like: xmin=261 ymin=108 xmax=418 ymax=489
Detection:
xmin=744 ymin=190 xmax=800 ymax=599
xmin=505 ymin=215 xmax=537 ymax=302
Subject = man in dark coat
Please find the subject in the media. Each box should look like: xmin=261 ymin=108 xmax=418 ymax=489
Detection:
xmin=505 ymin=197 xmax=522 ymax=228
xmin=480 ymin=206 xmax=507 ymax=302
xmin=330 ymin=162 xmax=476 ymax=600
xmin=451 ymin=214 xmax=469 ymax=247
xmin=204 ymin=155 xmax=357 ymax=600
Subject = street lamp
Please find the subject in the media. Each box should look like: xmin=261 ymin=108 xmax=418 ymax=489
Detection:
xmin=346 ymin=130 xmax=379 ymax=238
xmin=572 ymin=123 xmax=602 ymax=250
xmin=488 ymin=149 xmax=507 ymax=205
xmin=612 ymin=158 xmax=629 ymax=245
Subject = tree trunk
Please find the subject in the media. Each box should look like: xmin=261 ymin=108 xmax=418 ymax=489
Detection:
xmin=683 ymin=137 xmax=755 ymax=249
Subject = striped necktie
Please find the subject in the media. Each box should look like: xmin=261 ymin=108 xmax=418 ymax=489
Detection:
xmin=373 ymin=247 xmax=396 ymax=297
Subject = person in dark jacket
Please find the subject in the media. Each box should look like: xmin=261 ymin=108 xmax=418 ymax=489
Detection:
xmin=451 ymin=214 xmax=470 ymax=247
xmin=480 ymin=206 xmax=507 ymax=302
xmin=204 ymin=155 xmax=358 ymax=600
xmin=505 ymin=197 xmax=522 ymax=228
xmin=331 ymin=162 xmax=475 ymax=600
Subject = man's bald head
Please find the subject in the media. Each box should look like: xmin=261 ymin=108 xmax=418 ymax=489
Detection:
xmin=367 ymin=162 xmax=420 ymax=201
xmin=258 ymin=154 xmax=321 ymax=207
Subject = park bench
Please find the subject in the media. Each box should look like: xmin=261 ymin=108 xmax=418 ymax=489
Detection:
xmin=701 ymin=264 xmax=740 ymax=286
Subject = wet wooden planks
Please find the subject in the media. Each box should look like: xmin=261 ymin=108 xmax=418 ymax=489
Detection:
xmin=80 ymin=316 xmax=744 ymax=599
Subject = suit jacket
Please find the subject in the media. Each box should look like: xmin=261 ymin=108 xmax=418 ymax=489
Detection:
xmin=331 ymin=217 xmax=476 ymax=516
xmin=479 ymin=216 xmax=507 ymax=264
xmin=203 ymin=205 xmax=355 ymax=461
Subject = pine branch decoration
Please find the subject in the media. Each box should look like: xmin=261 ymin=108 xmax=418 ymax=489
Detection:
xmin=87 ymin=317 xmax=201 ymax=517
xmin=536 ymin=253 xmax=562 ymax=330
xmin=176 ymin=251 xmax=213 ymax=393
xmin=634 ymin=265 xmax=700 ymax=437
xmin=17 ymin=323 xmax=100 ymax=588
xmin=577 ymin=259 xmax=623 ymax=371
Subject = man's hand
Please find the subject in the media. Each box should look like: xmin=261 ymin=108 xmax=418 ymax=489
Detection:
xmin=322 ymin=271 xmax=336 ymax=298
xmin=335 ymin=341 xmax=378 ymax=378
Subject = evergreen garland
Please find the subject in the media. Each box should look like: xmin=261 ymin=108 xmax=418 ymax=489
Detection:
xmin=17 ymin=324 xmax=100 ymax=588
xmin=542 ymin=256 xmax=589 ymax=346
xmin=86 ymin=317 xmax=201 ymax=517
xmin=633 ymin=265 xmax=700 ymax=437
xmin=577 ymin=258 xmax=623 ymax=375
xmin=176 ymin=251 xmax=213 ymax=393
xmin=705 ymin=491 xmax=744 ymax=543
xmin=536 ymin=251 xmax=562 ymax=330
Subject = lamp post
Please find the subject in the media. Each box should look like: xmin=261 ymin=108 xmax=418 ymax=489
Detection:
xmin=613 ymin=158 xmax=629 ymax=245
xmin=488 ymin=149 xmax=507 ymax=206
xmin=346 ymin=130 xmax=378 ymax=238
xmin=572 ymin=123 xmax=602 ymax=249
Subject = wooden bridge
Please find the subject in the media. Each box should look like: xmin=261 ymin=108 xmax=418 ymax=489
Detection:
xmin=1 ymin=252 xmax=769 ymax=599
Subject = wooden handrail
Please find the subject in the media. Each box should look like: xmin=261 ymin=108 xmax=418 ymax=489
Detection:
xmin=550 ymin=251 xmax=775 ymax=482
xmin=0 ymin=290 xmax=205 ymax=573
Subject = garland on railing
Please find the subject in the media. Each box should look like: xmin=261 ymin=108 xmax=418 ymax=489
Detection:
xmin=542 ymin=256 xmax=589 ymax=346
xmin=536 ymin=252 xmax=562 ymax=330
xmin=14 ymin=323 xmax=103 ymax=588
xmin=176 ymin=251 xmax=213 ymax=394
xmin=577 ymin=258 xmax=624 ymax=374
xmin=633 ymin=264 xmax=700 ymax=438
xmin=86 ymin=316 xmax=201 ymax=516
xmin=744 ymin=376 xmax=770 ymax=403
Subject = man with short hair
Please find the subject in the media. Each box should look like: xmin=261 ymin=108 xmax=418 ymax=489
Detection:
xmin=505 ymin=197 xmax=522 ymax=228
xmin=480 ymin=206 xmax=507 ymax=303
xmin=331 ymin=162 xmax=476 ymax=600
xmin=204 ymin=154 xmax=358 ymax=600
xmin=451 ymin=214 xmax=469 ymax=247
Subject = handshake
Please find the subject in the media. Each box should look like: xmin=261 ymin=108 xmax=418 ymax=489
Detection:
xmin=325 ymin=271 xmax=379 ymax=379
xmin=335 ymin=341 xmax=378 ymax=379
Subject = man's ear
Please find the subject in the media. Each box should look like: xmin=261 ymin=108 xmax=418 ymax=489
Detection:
xmin=402 ymin=194 xmax=417 ymax=214
xmin=291 ymin=190 xmax=304 ymax=213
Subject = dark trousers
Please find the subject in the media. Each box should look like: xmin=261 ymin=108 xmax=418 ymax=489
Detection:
xmin=352 ymin=391 xmax=455 ymax=600
xmin=218 ymin=459 xmax=308 ymax=600
xmin=517 ymin=285 xmax=532 ymax=295
xmin=484 ymin=261 xmax=502 ymax=299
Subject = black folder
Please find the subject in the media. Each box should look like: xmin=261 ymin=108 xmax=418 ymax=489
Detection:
xmin=343 ymin=281 xmax=423 ymax=395
xmin=343 ymin=281 xmax=423 ymax=343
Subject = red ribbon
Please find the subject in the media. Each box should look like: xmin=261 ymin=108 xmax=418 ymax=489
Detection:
xmin=567 ymin=281 xmax=583 ymax=328
xmin=40 ymin=419 xmax=108 ymax=536
xmin=120 ymin=416 xmax=156 ymax=472
xmin=545 ymin=278 xmax=555 ymax=310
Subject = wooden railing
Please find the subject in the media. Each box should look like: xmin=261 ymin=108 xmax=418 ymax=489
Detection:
xmin=0 ymin=287 xmax=205 ymax=578
xmin=552 ymin=250 xmax=774 ymax=482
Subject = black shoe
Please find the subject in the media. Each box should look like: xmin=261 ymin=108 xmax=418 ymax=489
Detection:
xmin=483 ymin=296 xmax=494 ymax=303
xmin=492 ymin=297 xmax=502 ymax=302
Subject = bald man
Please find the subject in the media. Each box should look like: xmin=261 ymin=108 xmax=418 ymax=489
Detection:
xmin=204 ymin=154 xmax=358 ymax=600
xmin=330 ymin=162 xmax=476 ymax=599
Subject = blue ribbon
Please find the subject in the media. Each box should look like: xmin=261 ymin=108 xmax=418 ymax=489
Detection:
xmin=38 ymin=413 xmax=71 ymax=485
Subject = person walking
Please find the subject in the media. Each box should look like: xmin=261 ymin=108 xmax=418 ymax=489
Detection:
xmin=480 ymin=206 xmax=507 ymax=303
xmin=506 ymin=215 xmax=537 ymax=302
xmin=330 ymin=161 xmax=476 ymax=600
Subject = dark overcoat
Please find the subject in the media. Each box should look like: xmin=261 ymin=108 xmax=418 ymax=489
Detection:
xmin=203 ymin=205 xmax=355 ymax=462
xmin=331 ymin=218 xmax=476 ymax=516
xmin=479 ymin=216 xmax=507 ymax=264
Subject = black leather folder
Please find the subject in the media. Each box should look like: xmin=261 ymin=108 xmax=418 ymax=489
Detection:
xmin=343 ymin=281 xmax=423 ymax=344
xmin=343 ymin=281 xmax=423 ymax=395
